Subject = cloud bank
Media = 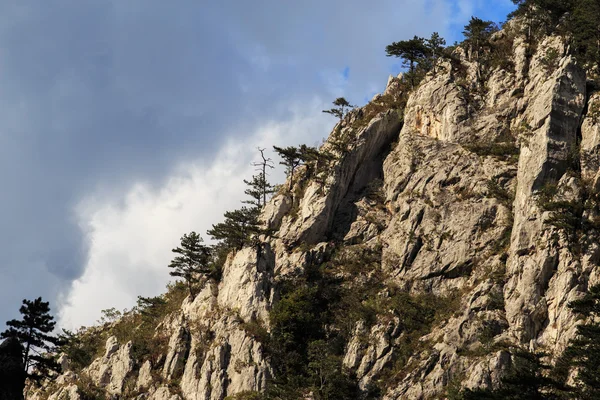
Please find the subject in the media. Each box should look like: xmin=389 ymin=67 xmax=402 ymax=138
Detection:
xmin=0 ymin=0 xmax=514 ymax=329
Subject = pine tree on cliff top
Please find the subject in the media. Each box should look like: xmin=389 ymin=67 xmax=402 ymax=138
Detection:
xmin=168 ymin=231 xmax=213 ymax=297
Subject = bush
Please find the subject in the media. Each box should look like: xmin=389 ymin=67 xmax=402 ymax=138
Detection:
xmin=464 ymin=142 xmax=519 ymax=163
xmin=58 ymin=328 xmax=107 ymax=372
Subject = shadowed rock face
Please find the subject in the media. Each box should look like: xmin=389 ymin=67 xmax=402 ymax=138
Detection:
xmin=0 ymin=337 xmax=25 ymax=400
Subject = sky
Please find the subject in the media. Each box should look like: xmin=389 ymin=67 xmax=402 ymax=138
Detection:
xmin=0 ymin=0 xmax=515 ymax=331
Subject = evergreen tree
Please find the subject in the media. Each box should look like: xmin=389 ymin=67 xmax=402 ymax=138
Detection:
xmin=207 ymin=206 xmax=261 ymax=251
xmin=1 ymin=297 xmax=61 ymax=382
xmin=136 ymin=295 xmax=167 ymax=321
xmin=510 ymin=0 xmax=575 ymax=34
xmin=168 ymin=231 xmax=213 ymax=297
xmin=557 ymin=284 xmax=600 ymax=398
xmin=322 ymin=97 xmax=356 ymax=121
xmin=571 ymin=0 xmax=600 ymax=71
xmin=243 ymin=174 xmax=267 ymax=208
xmin=386 ymin=36 xmax=429 ymax=86
xmin=273 ymin=145 xmax=303 ymax=190
xmin=460 ymin=348 xmax=564 ymax=399
xmin=462 ymin=17 xmax=498 ymax=61
xmin=426 ymin=32 xmax=447 ymax=73
xmin=248 ymin=147 xmax=275 ymax=207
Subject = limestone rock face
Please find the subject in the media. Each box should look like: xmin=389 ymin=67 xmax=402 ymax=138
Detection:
xmin=28 ymin=21 xmax=600 ymax=400
xmin=85 ymin=336 xmax=135 ymax=395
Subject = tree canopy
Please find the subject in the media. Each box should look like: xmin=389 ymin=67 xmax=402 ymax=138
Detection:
xmin=168 ymin=231 xmax=213 ymax=296
xmin=207 ymin=206 xmax=261 ymax=251
xmin=462 ymin=17 xmax=498 ymax=61
xmin=322 ymin=97 xmax=356 ymax=121
xmin=1 ymin=297 xmax=61 ymax=383
xmin=386 ymin=36 xmax=430 ymax=86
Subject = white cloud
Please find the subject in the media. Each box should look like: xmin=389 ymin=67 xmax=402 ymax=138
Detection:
xmin=57 ymin=96 xmax=333 ymax=330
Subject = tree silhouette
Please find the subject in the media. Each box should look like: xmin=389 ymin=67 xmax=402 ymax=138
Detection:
xmin=273 ymin=145 xmax=303 ymax=190
xmin=168 ymin=231 xmax=213 ymax=297
xmin=426 ymin=32 xmax=447 ymax=73
xmin=386 ymin=36 xmax=429 ymax=86
xmin=571 ymin=0 xmax=600 ymax=71
xmin=247 ymin=148 xmax=275 ymax=208
xmin=1 ymin=297 xmax=61 ymax=382
xmin=322 ymin=97 xmax=355 ymax=121
xmin=462 ymin=17 xmax=498 ymax=61
xmin=554 ymin=284 xmax=600 ymax=398
xmin=243 ymin=149 xmax=275 ymax=210
xmin=510 ymin=0 xmax=575 ymax=36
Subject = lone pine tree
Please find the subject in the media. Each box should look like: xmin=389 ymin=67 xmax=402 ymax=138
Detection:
xmin=322 ymin=97 xmax=355 ymax=121
xmin=168 ymin=231 xmax=213 ymax=297
xmin=273 ymin=145 xmax=303 ymax=191
xmin=462 ymin=17 xmax=498 ymax=61
xmin=244 ymin=148 xmax=275 ymax=208
xmin=386 ymin=36 xmax=429 ymax=86
xmin=1 ymin=297 xmax=61 ymax=382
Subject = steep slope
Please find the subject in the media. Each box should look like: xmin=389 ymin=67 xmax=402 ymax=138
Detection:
xmin=27 ymin=21 xmax=600 ymax=400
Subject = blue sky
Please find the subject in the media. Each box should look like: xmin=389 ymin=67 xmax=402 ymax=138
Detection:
xmin=0 ymin=0 xmax=515 ymax=330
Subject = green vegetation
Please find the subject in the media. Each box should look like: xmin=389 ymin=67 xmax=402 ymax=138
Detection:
xmin=385 ymin=32 xmax=451 ymax=87
xmin=244 ymin=148 xmax=276 ymax=208
xmin=465 ymin=141 xmax=520 ymax=163
xmin=273 ymin=145 xmax=304 ymax=191
xmin=208 ymin=206 xmax=262 ymax=251
xmin=386 ymin=36 xmax=431 ymax=87
xmin=554 ymin=284 xmax=600 ymax=398
xmin=510 ymin=0 xmax=600 ymax=72
xmin=536 ymin=179 xmax=600 ymax=254
xmin=462 ymin=17 xmax=499 ymax=62
xmin=168 ymin=231 xmax=213 ymax=297
xmin=458 ymin=348 xmax=565 ymax=399
xmin=258 ymin=243 xmax=460 ymax=398
xmin=57 ymin=328 xmax=106 ymax=372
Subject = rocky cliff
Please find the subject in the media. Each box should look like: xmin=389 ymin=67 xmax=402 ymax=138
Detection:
xmin=27 ymin=20 xmax=600 ymax=400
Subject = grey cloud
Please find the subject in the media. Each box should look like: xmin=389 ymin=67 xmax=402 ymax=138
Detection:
xmin=0 ymin=0 xmax=495 ymax=326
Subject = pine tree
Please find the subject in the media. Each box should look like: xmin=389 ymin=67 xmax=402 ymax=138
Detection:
xmin=460 ymin=348 xmax=564 ymax=399
xmin=168 ymin=231 xmax=213 ymax=297
xmin=249 ymin=148 xmax=275 ymax=207
xmin=1 ymin=297 xmax=61 ymax=382
xmin=273 ymin=145 xmax=303 ymax=190
xmin=462 ymin=17 xmax=498 ymax=61
xmin=386 ymin=36 xmax=429 ymax=87
xmin=510 ymin=0 xmax=575 ymax=35
xmin=426 ymin=32 xmax=447 ymax=73
xmin=136 ymin=295 xmax=167 ymax=321
xmin=322 ymin=97 xmax=355 ymax=121
xmin=243 ymin=174 xmax=267 ymax=208
xmin=557 ymin=284 xmax=600 ymax=398
xmin=207 ymin=206 xmax=261 ymax=251
xmin=571 ymin=0 xmax=600 ymax=71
